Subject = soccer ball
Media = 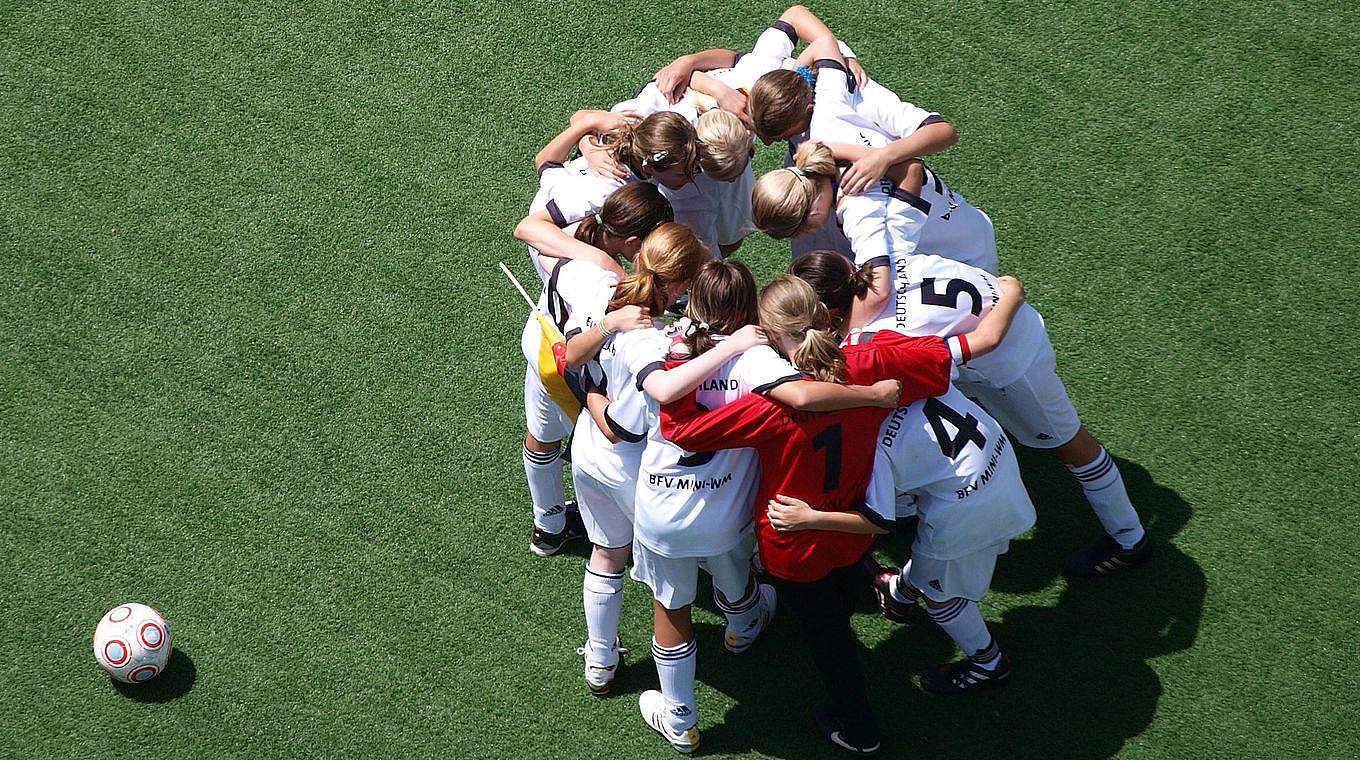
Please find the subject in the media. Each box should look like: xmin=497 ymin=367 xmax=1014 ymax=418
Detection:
xmin=92 ymin=603 xmax=172 ymax=683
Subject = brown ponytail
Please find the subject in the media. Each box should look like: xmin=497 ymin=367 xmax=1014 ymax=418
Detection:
xmin=608 ymin=112 xmax=700 ymax=179
xmin=751 ymin=140 xmax=839 ymax=239
xmin=607 ymin=222 xmax=709 ymax=314
xmin=790 ymin=250 xmax=874 ymax=328
xmin=758 ymin=275 xmax=846 ymax=383
xmin=683 ymin=259 xmax=759 ymax=357
xmin=574 ymin=183 xmax=674 ymax=249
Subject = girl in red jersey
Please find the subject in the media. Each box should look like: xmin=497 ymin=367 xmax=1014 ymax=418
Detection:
xmin=660 ymin=275 xmax=1024 ymax=755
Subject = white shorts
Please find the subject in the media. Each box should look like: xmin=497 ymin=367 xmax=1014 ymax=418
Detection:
xmin=523 ymin=364 xmax=575 ymax=444
xmin=571 ymin=465 xmax=635 ymax=550
xmin=908 ymin=540 xmax=1009 ymax=603
xmin=958 ymin=343 xmax=1081 ymax=449
xmin=631 ymin=533 xmax=756 ymax=610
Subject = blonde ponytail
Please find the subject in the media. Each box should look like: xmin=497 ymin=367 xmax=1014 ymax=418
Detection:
xmin=607 ymin=222 xmax=709 ymax=314
xmin=758 ymin=275 xmax=846 ymax=383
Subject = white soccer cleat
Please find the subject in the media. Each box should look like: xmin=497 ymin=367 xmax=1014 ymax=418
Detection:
xmin=639 ymin=689 xmax=699 ymax=754
xmin=724 ymin=583 xmax=776 ymax=654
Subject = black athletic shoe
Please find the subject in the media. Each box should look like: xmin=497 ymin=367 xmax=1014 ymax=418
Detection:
xmin=922 ymin=653 xmax=1013 ymax=696
xmin=529 ymin=501 xmax=587 ymax=557
xmin=1063 ymin=533 xmax=1152 ymax=577
xmin=812 ymin=706 xmax=880 ymax=756
xmin=871 ymin=568 xmax=915 ymax=624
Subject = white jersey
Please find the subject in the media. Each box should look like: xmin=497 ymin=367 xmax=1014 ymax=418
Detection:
xmin=861 ymin=254 xmax=1047 ymax=388
xmin=571 ymin=325 xmax=670 ymax=486
xmin=805 ymin=65 xmax=997 ymax=274
xmin=526 ymin=157 xmax=625 ymax=281
xmin=520 ymin=258 xmax=617 ymax=368
xmin=867 ymin=385 xmax=1036 ymax=560
xmin=634 ymin=340 xmax=803 ymax=558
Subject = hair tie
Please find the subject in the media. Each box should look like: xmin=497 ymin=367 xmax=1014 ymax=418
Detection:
xmin=788 ymin=167 xmax=808 ymax=178
xmin=594 ymin=213 xmax=603 ymax=225
xmin=795 ymin=65 xmax=817 ymax=87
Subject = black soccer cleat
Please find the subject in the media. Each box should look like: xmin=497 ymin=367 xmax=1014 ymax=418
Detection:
xmin=812 ymin=705 xmax=880 ymax=756
xmin=529 ymin=500 xmax=587 ymax=557
xmin=1063 ymin=533 xmax=1152 ymax=577
xmin=921 ymin=653 xmax=1013 ymax=696
xmin=871 ymin=569 xmax=916 ymax=624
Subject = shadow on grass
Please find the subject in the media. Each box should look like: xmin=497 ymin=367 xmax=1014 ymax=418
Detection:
xmin=690 ymin=452 xmax=1203 ymax=759
xmin=112 ymin=648 xmax=197 ymax=702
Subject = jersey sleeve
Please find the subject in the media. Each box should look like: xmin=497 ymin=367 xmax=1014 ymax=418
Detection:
xmin=562 ymin=274 xmax=618 ymax=341
xmin=812 ymin=61 xmax=854 ymax=107
xmin=738 ymin=345 xmax=804 ymax=395
xmin=744 ymin=22 xmax=798 ymax=67
xmin=863 ymin=449 xmax=899 ymax=527
xmin=543 ymin=179 xmax=605 ymax=228
xmin=870 ymin=333 xmax=953 ymax=405
xmin=618 ymin=329 xmax=670 ymax=390
xmin=660 ymin=388 xmax=788 ymax=451
xmin=858 ymin=78 xmax=944 ymax=141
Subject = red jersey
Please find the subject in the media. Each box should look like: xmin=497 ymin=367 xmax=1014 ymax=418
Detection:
xmin=660 ymin=332 xmax=953 ymax=582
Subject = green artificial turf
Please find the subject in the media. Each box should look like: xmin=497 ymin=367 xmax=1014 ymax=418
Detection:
xmin=3 ymin=1 xmax=1358 ymax=757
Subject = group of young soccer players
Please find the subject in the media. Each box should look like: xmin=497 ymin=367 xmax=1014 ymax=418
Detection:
xmin=510 ymin=6 xmax=1152 ymax=755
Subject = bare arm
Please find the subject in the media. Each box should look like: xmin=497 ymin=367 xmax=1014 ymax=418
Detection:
xmin=766 ymin=378 xmax=900 ymax=411
xmin=564 ymin=307 xmax=652 ymax=367
xmin=654 ymin=48 xmax=741 ymax=102
xmin=534 ymin=109 xmax=637 ymax=172
xmin=779 ymin=5 xmax=836 ymax=45
xmin=513 ymin=212 xmax=624 ymax=276
xmin=839 ymin=122 xmax=958 ymax=196
xmin=846 ymin=265 xmax=890 ymax=331
xmin=585 ymin=389 xmax=621 ymax=444
xmin=766 ymin=495 xmax=888 ymax=535
xmin=641 ymin=325 xmax=765 ymax=404
xmin=962 ymin=276 xmax=1026 ymax=359
xmin=689 ymin=71 xmax=750 ymax=126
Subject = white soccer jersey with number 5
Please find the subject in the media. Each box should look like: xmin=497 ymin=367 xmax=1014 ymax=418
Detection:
xmin=861 ymin=254 xmax=1047 ymax=389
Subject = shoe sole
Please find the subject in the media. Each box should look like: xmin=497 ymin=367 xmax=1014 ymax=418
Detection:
xmin=586 ymin=679 xmax=613 ymax=697
xmin=529 ymin=541 xmax=563 ymax=557
xmin=922 ymin=669 xmax=1012 ymax=696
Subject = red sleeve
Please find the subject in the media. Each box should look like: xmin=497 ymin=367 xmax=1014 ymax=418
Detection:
xmin=870 ymin=333 xmax=953 ymax=405
xmin=660 ymin=390 xmax=789 ymax=451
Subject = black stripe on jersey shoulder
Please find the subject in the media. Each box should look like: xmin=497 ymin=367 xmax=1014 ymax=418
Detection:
xmin=751 ymin=373 xmax=804 ymax=395
xmin=771 ymin=20 xmax=797 ymax=44
xmin=919 ymin=114 xmax=947 ymax=129
xmin=604 ymin=406 xmax=646 ymax=443
xmin=889 ymin=185 xmax=931 ymax=215
xmin=813 ymin=58 xmax=848 ymax=75
xmin=537 ymin=161 xmax=565 ymax=177
xmin=635 ymin=360 xmax=666 ymax=391
xmin=546 ymin=199 xmax=568 ymax=227
xmin=850 ymin=499 xmax=895 ymax=532
xmin=731 ymin=50 xmax=742 ymax=67
xmin=860 ymin=254 xmax=890 ymax=270
xmin=564 ymin=326 xmax=582 ymax=342
xmin=632 ymin=79 xmax=654 ymax=98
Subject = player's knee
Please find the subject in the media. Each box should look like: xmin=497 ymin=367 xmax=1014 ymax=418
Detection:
xmin=524 ymin=434 xmax=561 ymax=454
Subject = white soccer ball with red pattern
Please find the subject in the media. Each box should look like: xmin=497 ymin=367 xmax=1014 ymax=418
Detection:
xmin=92 ymin=603 xmax=172 ymax=683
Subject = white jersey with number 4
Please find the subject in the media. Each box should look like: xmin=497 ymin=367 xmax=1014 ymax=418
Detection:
xmin=862 ymin=254 xmax=1047 ymax=389
xmin=868 ymin=385 xmax=1036 ymax=560
xmin=633 ymin=340 xmax=804 ymax=558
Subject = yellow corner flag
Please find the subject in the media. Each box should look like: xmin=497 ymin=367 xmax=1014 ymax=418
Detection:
xmin=499 ymin=263 xmax=582 ymax=420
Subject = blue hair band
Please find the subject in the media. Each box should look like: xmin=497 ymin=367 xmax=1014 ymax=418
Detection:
xmin=795 ymin=65 xmax=817 ymax=87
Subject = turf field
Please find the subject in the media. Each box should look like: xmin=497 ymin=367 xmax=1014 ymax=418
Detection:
xmin=3 ymin=1 xmax=1358 ymax=757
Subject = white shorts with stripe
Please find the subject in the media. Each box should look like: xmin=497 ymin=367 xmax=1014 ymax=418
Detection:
xmin=571 ymin=465 xmax=636 ymax=550
xmin=631 ymin=532 xmax=756 ymax=610
xmin=908 ymin=540 xmax=1009 ymax=603
xmin=956 ymin=340 xmax=1082 ymax=449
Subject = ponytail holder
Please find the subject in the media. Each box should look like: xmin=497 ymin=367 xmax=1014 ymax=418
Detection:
xmin=642 ymin=150 xmax=670 ymax=167
xmin=674 ymin=317 xmax=711 ymax=339
xmin=594 ymin=213 xmax=603 ymax=225
xmin=788 ymin=167 xmax=808 ymax=178
xmin=795 ymin=65 xmax=817 ymax=87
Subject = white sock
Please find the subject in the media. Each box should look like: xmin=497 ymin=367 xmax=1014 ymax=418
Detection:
xmin=1068 ymin=447 xmax=1145 ymax=549
xmin=523 ymin=444 xmax=567 ymax=533
xmin=889 ymin=567 xmax=915 ymax=604
xmin=582 ymin=567 xmax=624 ymax=664
xmin=925 ymin=598 xmax=1001 ymax=669
xmin=714 ymin=577 xmax=761 ymax=633
xmin=651 ymin=637 xmax=698 ymax=731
